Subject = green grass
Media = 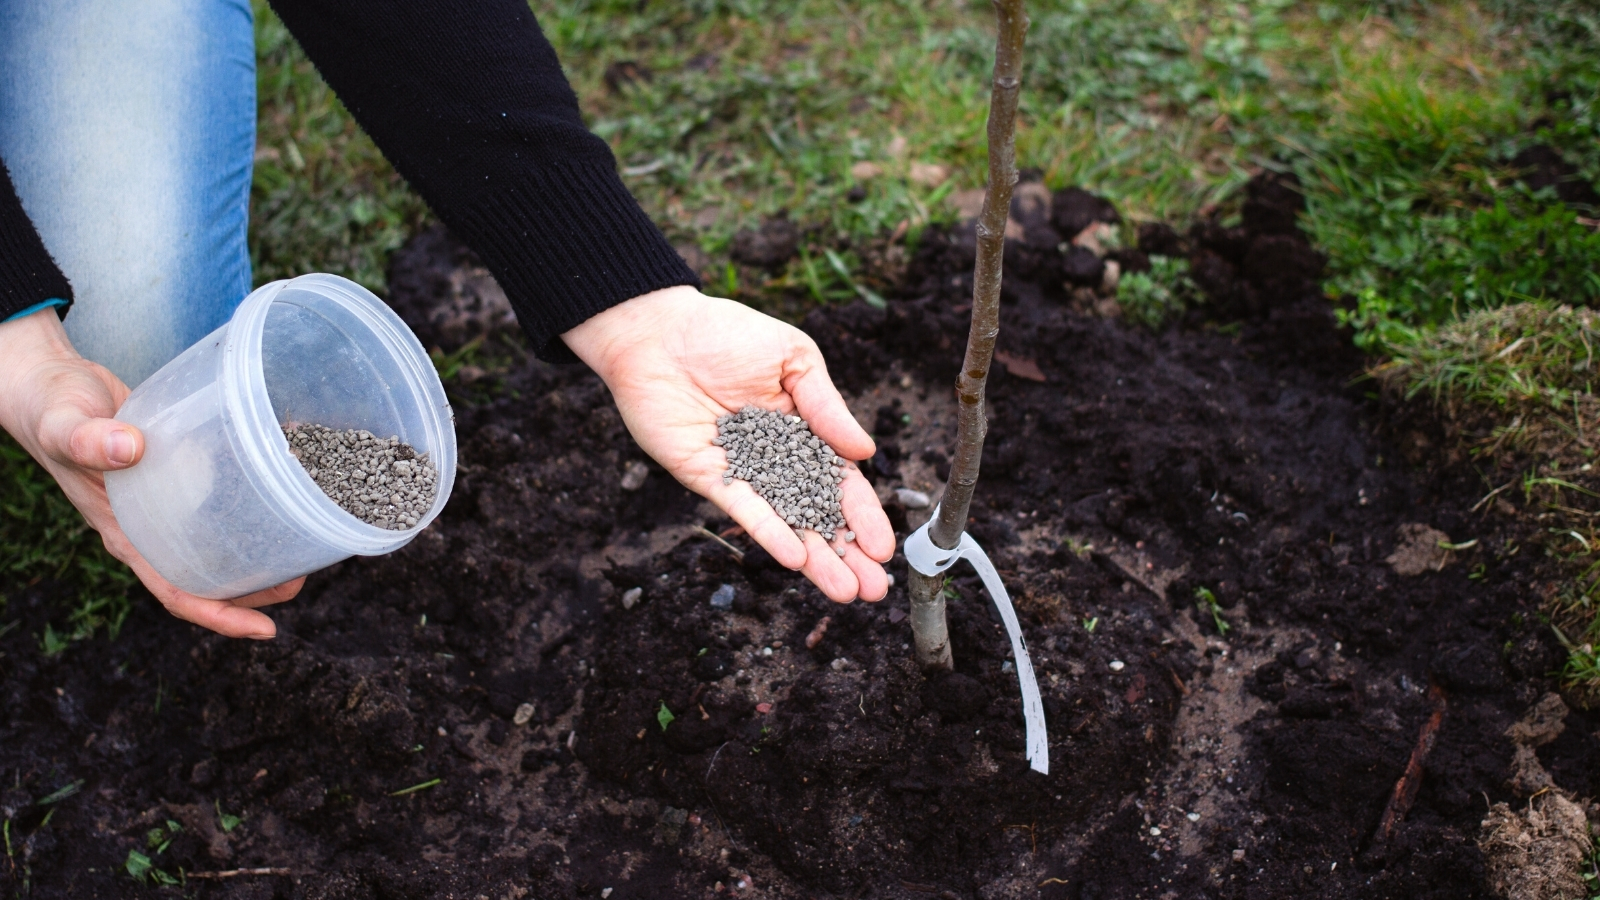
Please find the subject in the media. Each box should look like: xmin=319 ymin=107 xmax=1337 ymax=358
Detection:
xmin=1386 ymin=303 xmax=1600 ymax=419
xmin=548 ymin=0 xmax=1298 ymax=254
xmin=1299 ymin=1 xmax=1600 ymax=348
xmin=0 ymin=435 xmax=136 ymax=647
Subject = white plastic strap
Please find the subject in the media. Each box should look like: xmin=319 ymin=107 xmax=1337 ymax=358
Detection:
xmin=904 ymin=513 xmax=1049 ymax=775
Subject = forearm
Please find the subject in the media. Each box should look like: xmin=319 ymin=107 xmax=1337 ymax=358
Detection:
xmin=0 ymin=159 xmax=73 ymax=323
xmin=267 ymin=0 xmax=698 ymax=361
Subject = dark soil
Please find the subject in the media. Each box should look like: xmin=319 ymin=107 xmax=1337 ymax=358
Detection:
xmin=2 ymin=174 xmax=1594 ymax=899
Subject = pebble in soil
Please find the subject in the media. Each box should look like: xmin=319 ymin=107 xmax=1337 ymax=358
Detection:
xmin=283 ymin=424 xmax=438 ymax=530
xmin=716 ymin=406 xmax=847 ymax=541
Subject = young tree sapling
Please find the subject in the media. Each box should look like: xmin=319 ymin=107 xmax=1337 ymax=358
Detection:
xmin=907 ymin=0 xmax=1029 ymax=671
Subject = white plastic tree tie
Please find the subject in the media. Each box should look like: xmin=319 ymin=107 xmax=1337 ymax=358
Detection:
xmin=904 ymin=511 xmax=1049 ymax=775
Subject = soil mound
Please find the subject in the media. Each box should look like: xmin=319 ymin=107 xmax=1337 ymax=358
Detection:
xmin=1 ymin=174 xmax=1594 ymax=898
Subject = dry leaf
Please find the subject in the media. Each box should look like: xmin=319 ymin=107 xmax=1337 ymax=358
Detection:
xmin=995 ymin=350 xmax=1046 ymax=382
xmin=909 ymin=162 xmax=949 ymax=187
xmin=850 ymin=160 xmax=882 ymax=180
xmin=949 ymin=188 xmax=986 ymax=220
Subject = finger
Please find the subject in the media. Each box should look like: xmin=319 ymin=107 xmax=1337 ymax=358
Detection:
xmin=112 ymin=551 xmax=277 ymax=638
xmin=713 ymin=480 xmax=807 ymax=569
xmin=839 ymin=470 xmax=895 ymax=562
xmin=841 ymin=542 xmax=889 ymax=602
xmin=157 ymin=589 xmax=279 ymax=639
xmin=787 ymin=354 xmax=875 ymax=461
xmin=39 ymin=409 xmax=143 ymax=471
xmin=231 ymin=577 xmax=306 ymax=609
xmin=799 ymin=530 xmax=861 ymax=603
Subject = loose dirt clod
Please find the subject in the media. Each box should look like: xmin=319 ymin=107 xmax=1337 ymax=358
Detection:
xmin=716 ymin=406 xmax=847 ymax=540
xmin=1386 ymin=522 xmax=1453 ymax=576
xmin=1480 ymin=791 xmax=1591 ymax=900
xmin=1506 ymin=694 xmax=1571 ymax=796
xmin=283 ymin=424 xmax=438 ymax=530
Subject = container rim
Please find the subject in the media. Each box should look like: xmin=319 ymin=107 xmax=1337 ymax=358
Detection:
xmin=218 ymin=274 xmax=456 ymax=556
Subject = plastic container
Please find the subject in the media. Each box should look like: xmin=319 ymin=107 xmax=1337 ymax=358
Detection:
xmin=105 ymin=273 xmax=456 ymax=599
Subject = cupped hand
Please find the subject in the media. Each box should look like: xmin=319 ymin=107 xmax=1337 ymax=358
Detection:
xmin=563 ymin=286 xmax=894 ymax=602
xmin=0 ymin=309 xmax=302 ymax=638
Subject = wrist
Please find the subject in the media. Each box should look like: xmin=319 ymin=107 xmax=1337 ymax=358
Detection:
xmin=0 ymin=305 xmax=75 ymax=363
xmin=0 ymin=308 xmax=78 ymax=429
xmin=561 ymin=285 xmax=704 ymax=380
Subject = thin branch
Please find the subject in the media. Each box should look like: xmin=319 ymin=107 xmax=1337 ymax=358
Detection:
xmin=931 ymin=0 xmax=1027 ymax=551
xmin=692 ymin=525 xmax=745 ymax=562
xmin=1372 ymin=683 xmax=1447 ymax=847
xmin=185 ymin=868 xmax=292 ymax=880
xmin=909 ymin=0 xmax=1028 ymax=672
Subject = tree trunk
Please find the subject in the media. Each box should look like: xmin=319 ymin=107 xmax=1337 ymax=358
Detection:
xmin=909 ymin=0 xmax=1028 ymax=672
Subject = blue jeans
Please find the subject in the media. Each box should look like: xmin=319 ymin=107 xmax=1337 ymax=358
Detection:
xmin=0 ymin=0 xmax=256 ymax=387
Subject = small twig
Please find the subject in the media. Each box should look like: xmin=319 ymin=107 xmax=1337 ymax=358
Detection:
xmin=692 ymin=525 xmax=745 ymax=562
xmin=185 ymin=868 xmax=292 ymax=880
xmin=1372 ymin=683 xmax=1447 ymax=846
xmin=1003 ymin=821 xmax=1039 ymax=853
xmin=1470 ymin=478 xmax=1519 ymax=513
xmin=702 ymin=742 xmax=743 ymax=852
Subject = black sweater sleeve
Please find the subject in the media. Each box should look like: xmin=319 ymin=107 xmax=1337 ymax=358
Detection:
xmin=0 ymin=160 xmax=73 ymax=321
xmin=268 ymin=0 xmax=698 ymax=361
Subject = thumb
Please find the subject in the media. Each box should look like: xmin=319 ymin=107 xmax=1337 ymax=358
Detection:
xmin=39 ymin=408 xmax=144 ymax=471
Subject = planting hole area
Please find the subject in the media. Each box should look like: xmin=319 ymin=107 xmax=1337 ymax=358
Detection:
xmin=2 ymin=177 xmax=1596 ymax=899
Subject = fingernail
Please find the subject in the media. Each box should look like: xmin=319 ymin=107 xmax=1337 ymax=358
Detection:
xmin=104 ymin=430 xmax=135 ymax=466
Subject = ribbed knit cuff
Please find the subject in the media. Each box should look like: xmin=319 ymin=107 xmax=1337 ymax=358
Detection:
xmin=0 ymin=162 xmax=73 ymax=322
xmin=2 ymin=298 xmax=68 ymax=323
xmin=442 ymin=157 xmax=698 ymax=363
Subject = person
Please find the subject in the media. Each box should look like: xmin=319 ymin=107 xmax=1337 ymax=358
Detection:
xmin=0 ymin=0 xmax=893 ymax=641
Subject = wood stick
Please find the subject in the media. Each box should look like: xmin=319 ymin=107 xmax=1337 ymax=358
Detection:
xmin=185 ymin=867 xmax=292 ymax=879
xmin=908 ymin=0 xmax=1029 ymax=671
xmin=1373 ymin=682 xmax=1448 ymax=845
xmin=692 ymin=524 xmax=745 ymax=562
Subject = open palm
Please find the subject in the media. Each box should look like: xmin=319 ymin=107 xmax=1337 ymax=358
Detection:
xmin=564 ymin=286 xmax=894 ymax=602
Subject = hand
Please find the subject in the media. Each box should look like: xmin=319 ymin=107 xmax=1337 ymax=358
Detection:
xmin=563 ymin=286 xmax=894 ymax=602
xmin=0 ymin=309 xmax=303 ymax=638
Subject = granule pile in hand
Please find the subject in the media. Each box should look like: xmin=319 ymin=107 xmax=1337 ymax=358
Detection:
xmin=283 ymin=424 xmax=438 ymax=530
xmin=716 ymin=406 xmax=848 ymax=541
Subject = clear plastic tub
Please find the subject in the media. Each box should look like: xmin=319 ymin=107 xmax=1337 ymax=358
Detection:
xmin=104 ymin=274 xmax=456 ymax=599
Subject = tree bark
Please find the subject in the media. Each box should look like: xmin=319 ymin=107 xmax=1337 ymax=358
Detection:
xmin=909 ymin=0 xmax=1028 ymax=672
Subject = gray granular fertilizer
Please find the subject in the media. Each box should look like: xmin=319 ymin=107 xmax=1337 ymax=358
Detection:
xmin=716 ymin=406 xmax=847 ymax=541
xmin=283 ymin=424 xmax=438 ymax=530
